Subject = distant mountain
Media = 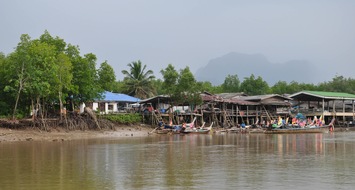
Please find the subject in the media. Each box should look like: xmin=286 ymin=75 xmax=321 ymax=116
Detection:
xmin=195 ymin=52 xmax=317 ymax=85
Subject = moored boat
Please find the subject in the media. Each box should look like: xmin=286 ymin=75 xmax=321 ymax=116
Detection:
xmin=265 ymin=118 xmax=335 ymax=134
xmin=264 ymin=126 xmax=329 ymax=134
xmin=154 ymin=118 xmax=197 ymax=134
xmin=155 ymin=129 xmax=180 ymax=134
xmin=183 ymin=122 xmax=213 ymax=134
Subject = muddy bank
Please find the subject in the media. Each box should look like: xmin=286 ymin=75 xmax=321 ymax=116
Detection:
xmin=0 ymin=124 xmax=154 ymax=142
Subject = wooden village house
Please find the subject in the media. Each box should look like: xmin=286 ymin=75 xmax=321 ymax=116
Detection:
xmin=86 ymin=90 xmax=355 ymax=128
xmin=288 ymin=91 xmax=355 ymax=126
xmin=203 ymin=93 xmax=291 ymax=127
xmin=140 ymin=92 xmax=292 ymax=128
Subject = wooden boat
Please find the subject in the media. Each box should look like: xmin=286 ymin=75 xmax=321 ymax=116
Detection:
xmin=183 ymin=129 xmax=210 ymax=134
xmin=156 ymin=129 xmax=173 ymax=134
xmin=154 ymin=118 xmax=197 ymax=134
xmin=264 ymin=126 xmax=329 ymax=134
xmin=224 ymin=119 xmax=260 ymax=133
xmin=182 ymin=122 xmax=213 ymax=134
xmin=265 ymin=117 xmax=335 ymax=134
xmin=227 ymin=127 xmax=240 ymax=133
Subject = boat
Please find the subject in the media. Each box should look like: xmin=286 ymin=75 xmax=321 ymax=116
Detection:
xmin=154 ymin=118 xmax=197 ymax=134
xmin=225 ymin=118 xmax=262 ymax=133
xmin=226 ymin=127 xmax=240 ymax=133
xmin=264 ymin=118 xmax=335 ymax=134
xmin=182 ymin=122 xmax=213 ymax=134
xmin=156 ymin=129 xmax=174 ymax=134
xmin=264 ymin=126 xmax=329 ymax=134
xmin=155 ymin=125 xmax=182 ymax=134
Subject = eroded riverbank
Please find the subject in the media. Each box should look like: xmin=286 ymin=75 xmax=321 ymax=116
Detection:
xmin=0 ymin=125 xmax=153 ymax=142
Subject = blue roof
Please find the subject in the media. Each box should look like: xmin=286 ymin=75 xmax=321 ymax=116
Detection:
xmin=101 ymin=91 xmax=140 ymax=102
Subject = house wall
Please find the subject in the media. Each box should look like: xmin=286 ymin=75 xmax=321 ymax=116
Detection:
xmin=91 ymin=102 xmax=121 ymax=114
xmin=105 ymin=103 xmax=108 ymax=114
xmin=158 ymin=103 xmax=170 ymax=109
xmin=93 ymin=102 xmax=99 ymax=111
xmin=107 ymin=102 xmax=119 ymax=113
xmin=113 ymin=103 xmax=118 ymax=112
xmin=173 ymin=106 xmax=190 ymax=113
xmin=80 ymin=103 xmax=85 ymax=113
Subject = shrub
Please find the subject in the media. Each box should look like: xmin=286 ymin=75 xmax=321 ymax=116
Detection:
xmin=102 ymin=113 xmax=142 ymax=124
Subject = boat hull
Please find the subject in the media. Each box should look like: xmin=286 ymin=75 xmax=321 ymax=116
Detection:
xmin=156 ymin=129 xmax=180 ymax=134
xmin=182 ymin=130 xmax=210 ymax=134
xmin=264 ymin=126 xmax=329 ymax=134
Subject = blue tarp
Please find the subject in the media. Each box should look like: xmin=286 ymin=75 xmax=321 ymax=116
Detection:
xmin=295 ymin=113 xmax=305 ymax=119
xmin=101 ymin=91 xmax=140 ymax=103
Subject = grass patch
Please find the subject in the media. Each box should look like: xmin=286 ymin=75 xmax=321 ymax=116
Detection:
xmin=102 ymin=113 xmax=142 ymax=124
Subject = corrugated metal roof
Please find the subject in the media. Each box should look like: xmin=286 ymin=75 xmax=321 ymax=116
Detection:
xmin=223 ymin=99 xmax=259 ymax=105
xmin=303 ymin=91 xmax=355 ymax=98
xmin=289 ymin=91 xmax=355 ymax=101
xmin=204 ymin=93 xmax=289 ymax=105
xmin=201 ymin=92 xmax=224 ymax=102
xmin=139 ymin=95 xmax=170 ymax=104
xmin=239 ymin=94 xmax=291 ymax=101
xmin=217 ymin=93 xmax=247 ymax=99
xmin=100 ymin=91 xmax=140 ymax=102
xmin=201 ymin=93 xmax=256 ymax=105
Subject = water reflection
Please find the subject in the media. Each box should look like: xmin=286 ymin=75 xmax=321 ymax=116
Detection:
xmin=1 ymin=132 xmax=355 ymax=189
xmin=0 ymin=140 xmax=111 ymax=189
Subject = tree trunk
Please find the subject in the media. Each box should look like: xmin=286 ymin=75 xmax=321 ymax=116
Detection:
xmin=84 ymin=107 xmax=101 ymax=130
xmin=12 ymin=61 xmax=26 ymax=120
xmin=12 ymin=83 xmax=22 ymax=120
xmin=59 ymin=91 xmax=63 ymax=122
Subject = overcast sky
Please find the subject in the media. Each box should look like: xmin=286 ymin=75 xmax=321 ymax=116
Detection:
xmin=1 ymin=0 xmax=355 ymax=83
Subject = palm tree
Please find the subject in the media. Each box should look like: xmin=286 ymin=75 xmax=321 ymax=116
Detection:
xmin=121 ymin=60 xmax=156 ymax=99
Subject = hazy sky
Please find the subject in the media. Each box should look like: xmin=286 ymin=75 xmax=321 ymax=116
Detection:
xmin=1 ymin=0 xmax=355 ymax=84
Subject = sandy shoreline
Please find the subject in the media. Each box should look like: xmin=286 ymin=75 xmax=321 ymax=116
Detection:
xmin=0 ymin=125 xmax=154 ymax=142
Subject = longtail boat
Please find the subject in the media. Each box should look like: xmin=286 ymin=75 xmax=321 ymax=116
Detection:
xmin=155 ymin=118 xmax=197 ymax=134
xmin=264 ymin=118 xmax=334 ymax=134
xmin=182 ymin=122 xmax=213 ymax=134
xmin=264 ymin=126 xmax=329 ymax=134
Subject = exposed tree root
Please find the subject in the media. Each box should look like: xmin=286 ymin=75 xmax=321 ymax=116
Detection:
xmin=0 ymin=112 xmax=114 ymax=131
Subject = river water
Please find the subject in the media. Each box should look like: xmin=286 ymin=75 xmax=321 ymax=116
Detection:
xmin=1 ymin=132 xmax=355 ymax=190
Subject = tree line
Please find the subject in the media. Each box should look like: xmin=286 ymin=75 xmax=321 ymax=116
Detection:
xmin=1 ymin=31 xmax=354 ymax=119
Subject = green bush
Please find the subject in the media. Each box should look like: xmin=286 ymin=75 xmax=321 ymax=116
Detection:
xmin=102 ymin=113 xmax=142 ymax=124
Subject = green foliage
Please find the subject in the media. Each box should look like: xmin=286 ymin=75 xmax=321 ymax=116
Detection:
xmin=222 ymin=74 xmax=240 ymax=92
xmin=55 ymin=53 xmax=73 ymax=94
xmin=98 ymin=61 xmax=116 ymax=92
xmin=26 ymin=39 xmax=57 ymax=99
xmin=320 ymin=75 xmax=355 ymax=94
xmin=177 ymin=67 xmax=196 ymax=91
xmin=121 ymin=60 xmax=156 ymax=99
xmin=55 ymin=53 xmax=73 ymax=115
xmin=111 ymin=81 xmax=125 ymax=93
xmin=196 ymin=81 xmax=223 ymax=94
xmin=160 ymin=65 xmax=203 ymax=106
xmin=39 ymin=30 xmax=67 ymax=53
xmin=102 ymin=114 xmax=142 ymax=124
xmin=318 ymin=75 xmax=349 ymax=93
xmin=160 ymin=64 xmax=179 ymax=95
xmin=0 ymin=31 xmax=111 ymax=118
xmin=70 ymin=53 xmax=103 ymax=103
xmin=0 ymin=53 xmax=9 ymax=114
xmin=0 ymin=52 xmax=5 ymax=64
xmin=152 ymin=79 xmax=164 ymax=95
xmin=175 ymin=66 xmax=202 ymax=105
xmin=240 ymin=74 xmax=270 ymax=95
xmin=271 ymin=81 xmax=289 ymax=94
